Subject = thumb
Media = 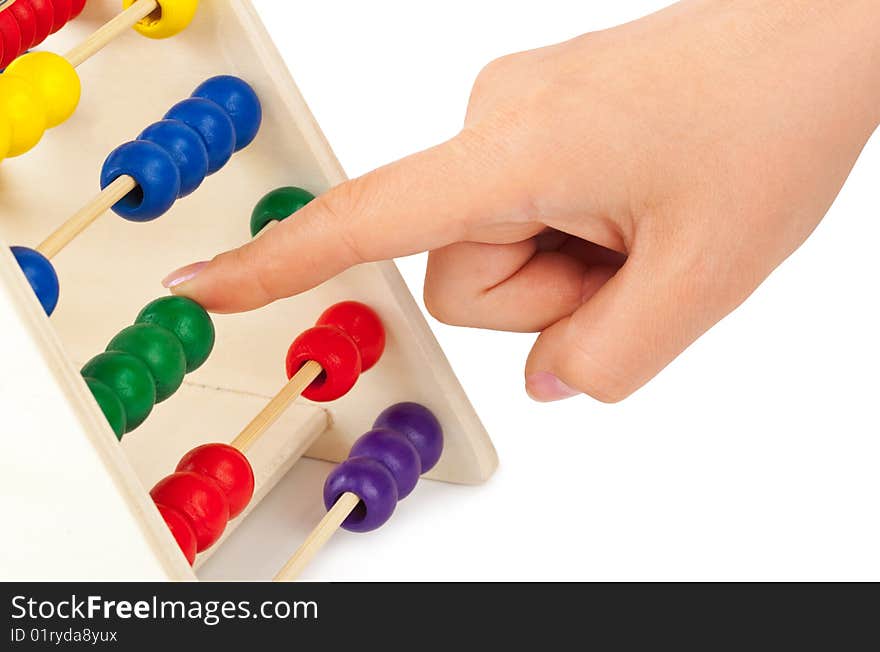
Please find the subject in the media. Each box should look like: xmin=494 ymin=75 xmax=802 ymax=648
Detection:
xmin=524 ymin=254 xmax=727 ymax=403
xmin=164 ymin=131 xmax=521 ymax=312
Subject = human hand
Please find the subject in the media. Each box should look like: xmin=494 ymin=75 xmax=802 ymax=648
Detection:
xmin=163 ymin=0 xmax=880 ymax=402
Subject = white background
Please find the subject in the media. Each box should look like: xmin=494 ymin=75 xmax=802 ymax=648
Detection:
xmin=247 ymin=0 xmax=879 ymax=580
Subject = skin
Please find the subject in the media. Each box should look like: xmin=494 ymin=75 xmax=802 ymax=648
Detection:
xmin=164 ymin=0 xmax=880 ymax=402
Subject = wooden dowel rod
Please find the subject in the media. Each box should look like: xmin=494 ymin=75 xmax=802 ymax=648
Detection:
xmin=64 ymin=0 xmax=157 ymax=68
xmin=0 ymin=1 xmax=20 ymax=16
xmin=273 ymin=492 xmax=360 ymax=582
xmin=36 ymin=175 xmax=136 ymax=259
xmin=229 ymin=360 xmax=323 ymax=454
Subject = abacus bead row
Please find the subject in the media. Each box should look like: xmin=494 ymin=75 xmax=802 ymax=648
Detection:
xmin=81 ymin=296 xmax=214 ymax=437
xmin=152 ymin=443 xmax=255 ymax=559
xmin=0 ymin=0 xmax=86 ymax=70
xmin=284 ymin=301 xmax=386 ymax=402
xmin=99 ymin=75 xmax=261 ymax=221
xmin=324 ymin=402 xmax=444 ymax=532
xmin=0 ymin=52 xmax=80 ymax=160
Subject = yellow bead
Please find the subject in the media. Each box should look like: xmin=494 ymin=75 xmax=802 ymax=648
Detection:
xmin=5 ymin=53 xmax=82 ymax=129
xmin=0 ymin=75 xmax=47 ymax=157
xmin=0 ymin=109 xmax=11 ymax=161
xmin=123 ymin=0 xmax=198 ymax=39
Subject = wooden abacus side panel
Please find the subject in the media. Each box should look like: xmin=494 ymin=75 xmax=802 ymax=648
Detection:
xmin=0 ymin=247 xmax=192 ymax=581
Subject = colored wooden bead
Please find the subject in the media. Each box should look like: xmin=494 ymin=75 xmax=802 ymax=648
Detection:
xmin=286 ymin=325 xmax=362 ymax=402
xmin=0 ymin=9 xmax=22 ymax=70
xmin=176 ymin=444 xmax=254 ymax=519
xmin=81 ymin=351 xmax=156 ymax=432
xmin=5 ymin=52 xmax=81 ymax=128
xmin=350 ymin=428 xmax=421 ymax=499
xmin=373 ymin=402 xmax=444 ymax=473
xmin=69 ymin=0 xmax=86 ymax=19
xmin=100 ymin=140 xmax=181 ymax=221
xmin=164 ymin=97 xmax=235 ymax=174
xmin=249 ymin=186 xmax=315 ymax=237
xmin=107 ymin=324 xmax=186 ymax=403
xmin=155 ymin=503 xmax=197 ymax=565
xmin=48 ymin=0 xmax=71 ymax=34
xmin=123 ymin=0 xmax=198 ymax=40
xmin=0 ymin=109 xmax=11 ymax=160
xmin=136 ymin=296 xmax=214 ymax=372
xmin=9 ymin=0 xmax=37 ymax=50
xmin=150 ymin=471 xmax=229 ymax=552
xmin=11 ymin=246 xmax=58 ymax=315
xmin=324 ymin=457 xmax=398 ymax=533
xmin=84 ymin=376 xmax=127 ymax=439
xmin=138 ymin=119 xmax=208 ymax=197
xmin=24 ymin=0 xmax=54 ymax=47
xmin=316 ymin=301 xmax=386 ymax=372
xmin=191 ymin=75 xmax=262 ymax=152
xmin=0 ymin=74 xmax=46 ymax=158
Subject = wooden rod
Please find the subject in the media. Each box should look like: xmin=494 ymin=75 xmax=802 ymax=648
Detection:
xmin=64 ymin=0 xmax=158 ymax=68
xmin=36 ymin=175 xmax=136 ymax=259
xmin=273 ymin=492 xmax=360 ymax=582
xmin=229 ymin=360 xmax=323 ymax=454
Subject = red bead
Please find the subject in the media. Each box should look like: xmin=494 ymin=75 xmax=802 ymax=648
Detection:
xmin=177 ymin=444 xmax=255 ymax=519
xmin=155 ymin=503 xmax=197 ymax=565
xmin=24 ymin=0 xmax=54 ymax=46
xmin=69 ymin=0 xmax=86 ymax=19
xmin=286 ymin=326 xmax=362 ymax=402
xmin=48 ymin=0 xmax=71 ymax=34
xmin=150 ymin=472 xmax=229 ymax=552
xmin=315 ymin=301 xmax=386 ymax=372
xmin=9 ymin=0 xmax=37 ymax=50
xmin=0 ymin=10 xmax=22 ymax=70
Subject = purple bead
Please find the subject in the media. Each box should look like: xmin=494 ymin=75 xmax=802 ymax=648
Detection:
xmin=324 ymin=457 xmax=398 ymax=533
xmin=350 ymin=428 xmax=421 ymax=499
xmin=373 ymin=402 xmax=444 ymax=473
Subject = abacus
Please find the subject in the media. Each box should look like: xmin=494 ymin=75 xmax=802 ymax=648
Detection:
xmin=0 ymin=1 xmax=497 ymax=581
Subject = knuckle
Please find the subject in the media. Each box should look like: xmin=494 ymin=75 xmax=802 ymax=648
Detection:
xmin=230 ymin=245 xmax=277 ymax=304
xmin=470 ymin=53 xmax=527 ymax=105
xmin=422 ymin=280 xmax=460 ymax=326
xmin=560 ymin=339 xmax=640 ymax=404
xmin=314 ymin=177 xmax=378 ymax=265
xmin=584 ymin=381 xmax=633 ymax=404
xmin=474 ymin=55 xmax=515 ymax=87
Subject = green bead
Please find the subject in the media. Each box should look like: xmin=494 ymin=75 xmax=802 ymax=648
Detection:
xmin=108 ymin=324 xmax=186 ymax=403
xmin=82 ymin=352 xmax=156 ymax=433
xmin=84 ymin=377 xmax=127 ymax=439
xmin=250 ymin=186 xmax=315 ymax=237
xmin=136 ymin=296 xmax=215 ymax=373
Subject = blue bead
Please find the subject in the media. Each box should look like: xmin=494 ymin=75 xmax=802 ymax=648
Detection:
xmin=191 ymin=75 xmax=262 ymax=152
xmin=164 ymin=98 xmax=235 ymax=174
xmin=138 ymin=120 xmax=209 ymax=198
xmin=350 ymin=428 xmax=421 ymax=499
xmin=100 ymin=141 xmax=181 ymax=222
xmin=11 ymin=246 xmax=59 ymax=316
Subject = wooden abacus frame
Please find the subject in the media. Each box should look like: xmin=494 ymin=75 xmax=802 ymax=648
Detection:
xmin=0 ymin=0 xmax=497 ymax=580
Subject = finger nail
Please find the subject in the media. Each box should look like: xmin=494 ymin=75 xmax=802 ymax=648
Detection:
xmin=526 ymin=372 xmax=580 ymax=402
xmin=162 ymin=261 xmax=208 ymax=289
